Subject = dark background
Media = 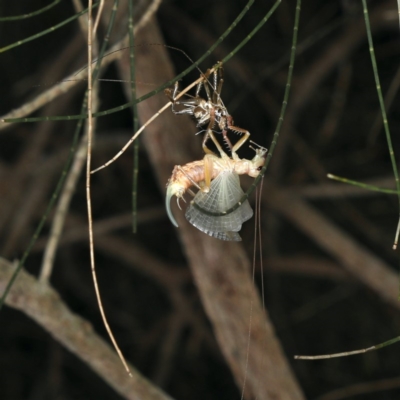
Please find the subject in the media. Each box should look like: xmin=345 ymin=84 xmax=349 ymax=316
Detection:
xmin=1 ymin=0 xmax=400 ymax=399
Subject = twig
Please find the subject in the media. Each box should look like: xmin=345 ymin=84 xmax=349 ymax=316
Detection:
xmin=39 ymin=131 xmax=88 ymax=282
xmin=0 ymin=258 xmax=173 ymax=400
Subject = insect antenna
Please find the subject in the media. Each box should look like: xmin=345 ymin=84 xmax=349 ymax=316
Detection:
xmin=249 ymin=140 xmax=268 ymax=153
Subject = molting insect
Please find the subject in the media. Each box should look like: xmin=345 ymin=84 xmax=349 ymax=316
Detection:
xmin=166 ymin=139 xmax=267 ymax=241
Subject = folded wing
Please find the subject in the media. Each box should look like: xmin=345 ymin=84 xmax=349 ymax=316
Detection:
xmin=185 ymin=171 xmax=253 ymax=241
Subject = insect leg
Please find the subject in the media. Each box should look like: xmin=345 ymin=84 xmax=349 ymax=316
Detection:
xmin=195 ymin=79 xmax=204 ymax=97
xmin=164 ymin=82 xmax=185 ymax=115
xmin=213 ymin=64 xmax=224 ymax=103
xmin=221 ymin=120 xmax=234 ymax=151
xmin=201 ymin=68 xmax=214 ymax=103
xmin=202 ymin=108 xmax=216 ymax=155
xmin=205 ymin=125 xmax=229 ymax=159
xmin=228 ymin=123 xmax=251 ymax=159
xmin=202 ymin=109 xmax=229 ymax=158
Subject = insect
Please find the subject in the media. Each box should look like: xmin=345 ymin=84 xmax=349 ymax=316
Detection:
xmin=91 ymin=62 xmax=244 ymax=175
xmin=164 ymin=62 xmax=251 ymax=157
xmin=166 ymin=133 xmax=267 ymax=241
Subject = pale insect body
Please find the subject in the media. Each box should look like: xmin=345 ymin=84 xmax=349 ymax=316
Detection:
xmin=165 ymin=60 xmax=267 ymax=240
xmin=166 ymin=147 xmax=267 ymax=240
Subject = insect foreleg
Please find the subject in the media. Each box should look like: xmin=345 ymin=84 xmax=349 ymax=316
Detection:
xmin=164 ymin=81 xmax=181 ymax=114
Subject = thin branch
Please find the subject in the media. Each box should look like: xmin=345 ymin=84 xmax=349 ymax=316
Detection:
xmin=0 ymin=258 xmax=174 ymax=400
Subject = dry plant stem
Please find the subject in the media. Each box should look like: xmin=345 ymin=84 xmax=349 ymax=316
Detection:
xmin=41 ymin=0 xmax=103 ymax=282
xmin=0 ymin=35 xmax=127 ymax=130
xmin=0 ymin=258 xmax=174 ymax=400
xmin=86 ymin=0 xmax=95 ymax=317
xmin=40 ymin=132 xmax=88 ymax=282
xmin=39 ymin=0 xmax=164 ymax=279
xmin=93 ymin=0 xmax=105 ymax=34
xmin=295 ymin=342 xmax=392 ymax=360
xmin=266 ymin=187 xmax=400 ymax=309
xmin=86 ymin=0 xmax=132 ymax=378
xmin=0 ymin=0 xmax=162 ymax=131
xmin=118 ymin=17 xmax=305 ymax=400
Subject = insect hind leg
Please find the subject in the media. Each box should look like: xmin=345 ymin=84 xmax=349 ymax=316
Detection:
xmin=228 ymin=123 xmax=250 ymax=159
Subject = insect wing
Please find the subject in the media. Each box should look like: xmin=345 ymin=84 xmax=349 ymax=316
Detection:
xmin=185 ymin=171 xmax=253 ymax=239
xmin=205 ymin=230 xmax=242 ymax=241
